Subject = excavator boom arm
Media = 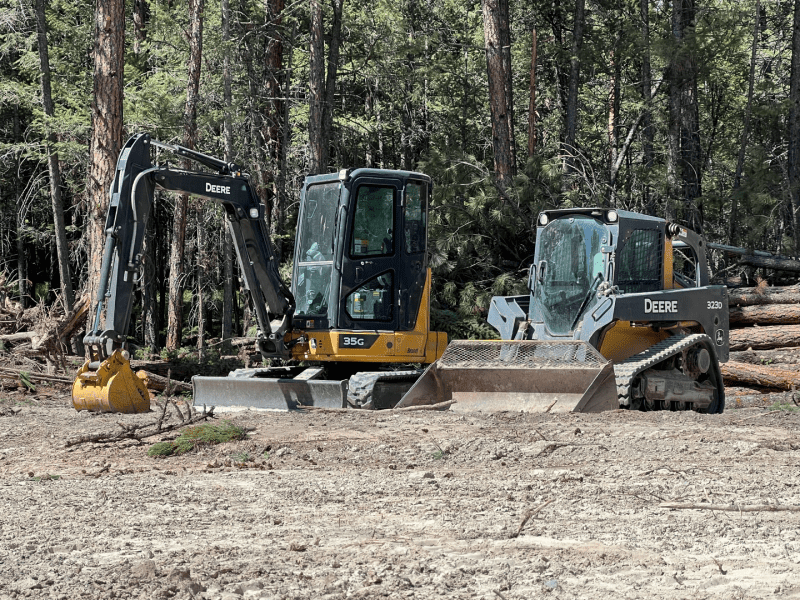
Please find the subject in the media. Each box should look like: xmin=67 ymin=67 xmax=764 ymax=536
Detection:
xmin=83 ymin=133 xmax=294 ymax=365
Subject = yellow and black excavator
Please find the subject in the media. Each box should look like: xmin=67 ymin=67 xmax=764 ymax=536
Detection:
xmin=72 ymin=133 xmax=447 ymax=412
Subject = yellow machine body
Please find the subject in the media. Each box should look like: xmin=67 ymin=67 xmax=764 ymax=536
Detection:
xmin=287 ymin=269 xmax=447 ymax=364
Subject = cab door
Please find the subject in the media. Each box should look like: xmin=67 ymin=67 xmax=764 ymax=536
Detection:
xmin=338 ymin=176 xmax=403 ymax=334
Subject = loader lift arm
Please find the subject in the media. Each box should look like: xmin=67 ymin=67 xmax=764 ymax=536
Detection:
xmin=76 ymin=133 xmax=294 ymax=412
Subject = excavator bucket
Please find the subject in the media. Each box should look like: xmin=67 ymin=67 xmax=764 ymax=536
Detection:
xmin=395 ymin=340 xmax=619 ymax=413
xmin=72 ymin=350 xmax=151 ymax=413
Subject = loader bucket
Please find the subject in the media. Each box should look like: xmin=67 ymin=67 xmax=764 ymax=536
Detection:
xmin=72 ymin=349 xmax=150 ymax=413
xmin=394 ymin=340 xmax=619 ymax=413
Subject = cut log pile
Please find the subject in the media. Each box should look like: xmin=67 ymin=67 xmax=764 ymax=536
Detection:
xmin=725 ymin=281 xmax=800 ymax=392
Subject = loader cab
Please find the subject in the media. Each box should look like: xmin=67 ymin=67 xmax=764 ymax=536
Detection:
xmin=292 ymin=169 xmax=431 ymax=333
xmin=530 ymin=209 xmax=668 ymax=336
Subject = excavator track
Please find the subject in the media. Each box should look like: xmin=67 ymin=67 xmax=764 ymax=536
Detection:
xmin=615 ymin=333 xmax=722 ymax=412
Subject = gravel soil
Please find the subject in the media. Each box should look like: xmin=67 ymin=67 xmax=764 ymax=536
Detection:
xmin=1 ymin=385 xmax=800 ymax=600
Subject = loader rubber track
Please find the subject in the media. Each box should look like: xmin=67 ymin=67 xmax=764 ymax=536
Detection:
xmin=614 ymin=333 xmax=711 ymax=409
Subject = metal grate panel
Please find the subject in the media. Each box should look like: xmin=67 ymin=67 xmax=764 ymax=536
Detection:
xmin=438 ymin=340 xmax=608 ymax=369
xmin=617 ymin=229 xmax=663 ymax=294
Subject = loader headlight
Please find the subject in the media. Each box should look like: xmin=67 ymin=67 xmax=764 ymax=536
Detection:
xmin=249 ymin=208 xmax=259 ymax=219
xmin=607 ymin=210 xmax=618 ymax=222
xmin=538 ymin=213 xmax=549 ymax=226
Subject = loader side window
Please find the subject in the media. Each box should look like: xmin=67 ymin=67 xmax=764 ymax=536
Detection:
xmin=351 ymin=186 xmax=395 ymax=257
xmin=345 ymin=272 xmax=393 ymax=321
xmin=404 ymin=182 xmax=427 ymax=254
xmin=617 ymin=229 xmax=663 ymax=294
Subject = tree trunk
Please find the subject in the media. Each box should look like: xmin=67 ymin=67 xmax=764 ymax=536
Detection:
xmin=562 ymin=0 xmax=585 ymax=185
xmin=730 ymin=303 xmax=800 ymax=325
xmin=607 ymin=31 xmax=621 ymax=206
xmin=721 ymin=361 xmax=800 ymax=391
xmin=789 ymin=0 xmax=800 ymax=254
xmin=265 ymin=0 xmax=286 ymax=259
xmin=728 ymin=284 xmax=800 ymax=307
xmin=308 ymin=0 xmax=343 ymax=175
xmin=527 ymin=29 xmax=537 ymax=157
xmin=142 ymin=215 xmax=157 ymax=351
xmin=196 ymin=206 xmax=206 ymax=360
xmin=731 ymin=347 xmax=800 ymax=365
xmin=730 ymin=0 xmax=760 ymax=246
xmin=35 ymin=0 xmax=74 ymax=312
xmin=668 ymin=0 xmax=702 ymax=231
xmin=166 ymin=0 xmax=203 ymax=350
xmin=133 ymin=0 xmax=147 ymax=54
xmin=322 ymin=0 xmax=343 ymax=169
xmin=641 ymin=0 xmax=655 ymax=215
xmin=308 ymin=0 xmax=326 ymax=174
xmin=13 ymin=104 xmax=27 ymax=308
xmin=729 ymin=325 xmax=800 ymax=351
xmin=88 ymin=0 xmax=125 ymax=307
xmin=221 ymin=0 xmax=234 ymax=341
xmin=482 ymin=0 xmax=516 ymax=195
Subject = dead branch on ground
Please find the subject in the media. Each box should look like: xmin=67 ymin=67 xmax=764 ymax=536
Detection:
xmin=660 ymin=502 xmax=800 ymax=512
xmin=511 ymin=498 xmax=556 ymax=538
xmin=64 ymin=400 xmax=215 ymax=448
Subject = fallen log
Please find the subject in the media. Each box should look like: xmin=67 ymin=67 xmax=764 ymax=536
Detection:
xmin=721 ymin=361 xmax=800 ymax=391
xmin=728 ymin=284 xmax=800 ymax=307
xmin=729 ymin=325 xmax=800 ymax=351
xmin=0 ymin=332 xmax=39 ymax=344
xmin=730 ymin=348 xmax=800 ymax=365
xmin=140 ymin=370 xmax=192 ymax=394
xmin=730 ymin=303 xmax=800 ymax=325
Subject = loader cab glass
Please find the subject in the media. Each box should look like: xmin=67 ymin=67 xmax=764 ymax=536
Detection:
xmin=533 ymin=215 xmax=608 ymax=335
xmin=295 ymin=181 xmax=339 ymax=318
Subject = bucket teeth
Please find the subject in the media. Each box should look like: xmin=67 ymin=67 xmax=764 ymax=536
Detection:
xmin=72 ymin=350 xmax=151 ymax=413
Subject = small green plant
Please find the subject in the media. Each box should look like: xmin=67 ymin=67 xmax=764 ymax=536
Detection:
xmin=18 ymin=372 xmax=35 ymax=392
xmin=31 ymin=474 xmax=60 ymax=482
xmin=147 ymin=421 xmax=248 ymax=458
xmin=432 ymin=449 xmax=445 ymax=460
xmin=769 ymin=401 xmax=800 ymax=413
xmin=231 ymin=451 xmax=251 ymax=464
xmin=262 ymin=451 xmax=270 ymax=460
xmin=133 ymin=346 xmax=153 ymax=360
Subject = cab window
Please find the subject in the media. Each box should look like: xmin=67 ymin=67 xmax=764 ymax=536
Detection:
xmin=351 ymin=186 xmax=394 ymax=257
xmin=404 ymin=182 xmax=426 ymax=254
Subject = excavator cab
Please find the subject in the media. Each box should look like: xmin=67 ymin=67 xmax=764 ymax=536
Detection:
xmin=397 ymin=208 xmax=728 ymax=414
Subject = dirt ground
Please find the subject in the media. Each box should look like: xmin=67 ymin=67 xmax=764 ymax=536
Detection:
xmin=1 ymin=383 xmax=800 ymax=600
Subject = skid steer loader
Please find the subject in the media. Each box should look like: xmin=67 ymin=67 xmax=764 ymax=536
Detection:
xmin=73 ymin=133 xmax=447 ymax=413
xmin=396 ymin=208 xmax=728 ymax=414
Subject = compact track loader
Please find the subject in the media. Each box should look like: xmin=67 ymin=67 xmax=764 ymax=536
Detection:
xmin=396 ymin=208 xmax=728 ymax=414
xmin=74 ymin=133 xmax=446 ymax=412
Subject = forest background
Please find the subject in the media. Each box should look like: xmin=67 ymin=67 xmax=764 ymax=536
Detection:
xmin=1 ymin=0 xmax=798 ymax=356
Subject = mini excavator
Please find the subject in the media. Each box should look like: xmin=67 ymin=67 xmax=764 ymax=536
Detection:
xmin=72 ymin=133 xmax=447 ymax=412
